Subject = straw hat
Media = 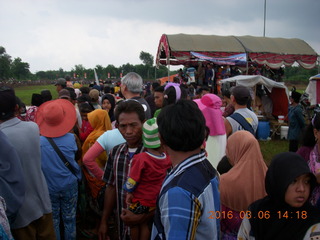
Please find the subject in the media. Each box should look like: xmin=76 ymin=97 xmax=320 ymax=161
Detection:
xmin=36 ymin=99 xmax=76 ymax=138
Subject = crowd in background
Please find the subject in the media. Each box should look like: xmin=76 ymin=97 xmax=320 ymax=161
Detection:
xmin=0 ymin=69 xmax=320 ymax=240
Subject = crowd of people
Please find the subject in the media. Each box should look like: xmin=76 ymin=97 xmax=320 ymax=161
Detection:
xmin=0 ymin=69 xmax=319 ymax=240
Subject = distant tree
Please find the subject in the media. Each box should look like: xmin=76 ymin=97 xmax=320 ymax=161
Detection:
xmin=120 ymin=63 xmax=135 ymax=76
xmin=11 ymin=57 xmax=30 ymax=80
xmin=139 ymin=51 xmax=154 ymax=66
xmin=105 ymin=64 xmax=119 ymax=78
xmin=0 ymin=46 xmax=12 ymax=80
xmin=72 ymin=64 xmax=86 ymax=78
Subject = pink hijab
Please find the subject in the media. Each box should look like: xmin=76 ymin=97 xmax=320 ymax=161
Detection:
xmin=194 ymin=93 xmax=226 ymax=136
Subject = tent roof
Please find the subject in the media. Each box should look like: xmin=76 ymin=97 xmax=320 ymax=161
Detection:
xmin=156 ymin=34 xmax=318 ymax=69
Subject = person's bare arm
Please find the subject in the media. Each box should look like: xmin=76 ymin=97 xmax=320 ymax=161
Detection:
xmin=224 ymin=118 xmax=232 ymax=137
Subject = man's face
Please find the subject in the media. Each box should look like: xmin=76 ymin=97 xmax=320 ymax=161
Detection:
xmin=154 ymin=92 xmax=164 ymax=108
xmin=117 ymin=112 xmax=143 ymax=148
xmin=56 ymin=85 xmax=63 ymax=93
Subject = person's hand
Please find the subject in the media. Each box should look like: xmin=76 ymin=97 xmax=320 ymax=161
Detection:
xmin=121 ymin=208 xmax=155 ymax=226
xmin=126 ymin=193 xmax=133 ymax=205
xmin=98 ymin=221 xmax=110 ymax=240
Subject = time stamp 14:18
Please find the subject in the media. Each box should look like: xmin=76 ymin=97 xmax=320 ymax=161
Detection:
xmin=208 ymin=210 xmax=308 ymax=220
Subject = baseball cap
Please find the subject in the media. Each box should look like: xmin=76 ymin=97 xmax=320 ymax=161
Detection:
xmin=55 ymin=78 xmax=66 ymax=86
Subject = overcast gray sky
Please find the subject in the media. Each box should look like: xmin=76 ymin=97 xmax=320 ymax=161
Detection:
xmin=1 ymin=0 xmax=319 ymax=73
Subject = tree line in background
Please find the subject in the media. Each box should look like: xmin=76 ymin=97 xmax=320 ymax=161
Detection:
xmin=0 ymin=46 xmax=318 ymax=83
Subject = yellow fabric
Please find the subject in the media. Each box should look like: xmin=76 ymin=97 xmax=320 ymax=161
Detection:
xmin=82 ymin=109 xmax=112 ymax=168
xmin=82 ymin=109 xmax=112 ymax=198
xmin=220 ymin=130 xmax=268 ymax=212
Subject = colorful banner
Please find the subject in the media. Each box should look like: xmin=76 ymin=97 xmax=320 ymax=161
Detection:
xmin=190 ymin=52 xmax=247 ymax=65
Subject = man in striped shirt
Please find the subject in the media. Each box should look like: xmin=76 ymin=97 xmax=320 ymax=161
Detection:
xmin=151 ymin=100 xmax=220 ymax=240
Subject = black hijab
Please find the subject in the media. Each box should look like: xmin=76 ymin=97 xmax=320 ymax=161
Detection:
xmin=101 ymin=94 xmax=115 ymax=122
xmin=249 ymin=152 xmax=320 ymax=240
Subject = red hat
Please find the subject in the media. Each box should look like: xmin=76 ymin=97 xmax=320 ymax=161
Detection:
xmin=36 ymin=99 xmax=76 ymax=138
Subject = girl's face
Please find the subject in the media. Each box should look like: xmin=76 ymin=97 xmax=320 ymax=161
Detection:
xmin=81 ymin=112 xmax=88 ymax=121
xmin=102 ymin=99 xmax=111 ymax=111
xmin=284 ymin=174 xmax=310 ymax=208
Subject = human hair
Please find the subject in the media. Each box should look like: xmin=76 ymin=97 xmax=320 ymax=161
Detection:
xmin=121 ymin=72 xmax=143 ymax=93
xmin=162 ymin=84 xmax=188 ymax=107
xmin=217 ymin=155 xmax=233 ymax=175
xmin=114 ymin=99 xmax=145 ymax=124
xmin=157 ymin=99 xmax=206 ymax=151
xmin=222 ymin=89 xmax=231 ymax=99
xmin=103 ymin=86 xmax=111 ymax=94
xmin=152 ymin=82 xmax=160 ymax=91
xmin=312 ymin=112 xmax=320 ymax=130
xmin=65 ymin=87 xmax=77 ymax=100
xmin=31 ymin=93 xmax=43 ymax=107
xmin=0 ymin=86 xmax=16 ymax=121
xmin=300 ymin=123 xmax=316 ymax=147
xmin=79 ymin=102 xmax=94 ymax=113
xmin=154 ymin=85 xmax=164 ymax=93
xmin=41 ymin=89 xmax=52 ymax=102
xmin=80 ymin=86 xmax=90 ymax=95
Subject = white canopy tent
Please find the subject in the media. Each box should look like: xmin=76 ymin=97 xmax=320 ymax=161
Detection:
xmin=220 ymin=75 xmax=289 ymax=117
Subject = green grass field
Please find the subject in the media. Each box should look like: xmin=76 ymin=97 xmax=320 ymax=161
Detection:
xmin=14 ymin=84 xmax=58 ymax=106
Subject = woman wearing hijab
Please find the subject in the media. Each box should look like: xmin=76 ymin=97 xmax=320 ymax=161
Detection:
xmin=308 ymin=112 xmax=320 ymax=208
xmin=238 ymin=152 xmax=320 ymax=240
xmin=101 ymin=94 xmax=116 ymax=123
xmin=194 ymin=93 xmax=227 ymax=168
xmin=220 ymin=131 xmax=267 ymax=239
xmin=82 ymin=109 xmax=112 ymax=198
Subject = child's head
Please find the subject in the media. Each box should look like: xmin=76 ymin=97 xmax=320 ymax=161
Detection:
xmin=266 ymin=152 xmax=316 ymax=208
xmin=79 ymin=102 xmax=94 ymax=121
xmin=142 ymin=117 xmax=160 ymax=149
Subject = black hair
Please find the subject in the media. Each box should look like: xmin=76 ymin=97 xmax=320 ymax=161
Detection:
xmin=41 ymin=89 xmax=52 ymax=102
xmin=80 ymin=86 xmax=90 ymax=95
xmin=217 ymin=155 xmax=233 ymax=175
xmin=79 ymin=102 xmax=94 ymax=113
xmin=152 ymin=82 xmax=160 ymax=90
xmin=103 ymin=86 xmax=111 ymax=94
xmin=31 ymin=93 xmax=43 ymax=107
xmin=154 ymin=85 xmax=164 ymax=93
xmin=162 ymin=85 xmax=188 ymax=107
xmin=299 ymin=123 xmax=316 ymax=147
xmin=65 ymin=87 xmax=77 ymax=100
xmin=0 ymin=86 xmax=16 ymax=121
xmin=114 ymin=100 xmax=145 ymax=124
xmin=312 ymin=112 xmax=320 ymax=130
xmin=77 ymin=94 xmax=91 ymax=104
xmin=157 ymin=99 xmax=206 ymax=151
xmin=222 ymin=89 xmax=231 ymax=99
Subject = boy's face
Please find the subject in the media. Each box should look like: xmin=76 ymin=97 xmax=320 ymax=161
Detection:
xmin=154 ymin=92 xmax=164 ymax=108
xmin=284 ymin=174 xmax=310 ymax=208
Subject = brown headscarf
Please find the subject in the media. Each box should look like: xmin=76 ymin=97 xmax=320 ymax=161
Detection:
xmin=220 ymin=130 xmax=267 ymax=212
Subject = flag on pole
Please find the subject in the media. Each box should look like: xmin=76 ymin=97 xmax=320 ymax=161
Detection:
xmin=93 ymin=69 xmax=99 ymax=86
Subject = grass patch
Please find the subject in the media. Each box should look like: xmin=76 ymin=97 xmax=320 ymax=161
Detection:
xmin=259 ymin=139 xmax=289 ymax=166
xmin=14 ymin=85 xmax=58 ymax=105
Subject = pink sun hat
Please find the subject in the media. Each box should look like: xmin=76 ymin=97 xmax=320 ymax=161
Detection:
xmin=194 ymin=94 xmax=226 ymax=136
xmin=36 ymin=99 xmax=76 ymax=138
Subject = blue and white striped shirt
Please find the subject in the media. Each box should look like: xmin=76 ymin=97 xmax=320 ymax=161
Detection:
xmin=151 ymin=151 xmax=220 ymax=240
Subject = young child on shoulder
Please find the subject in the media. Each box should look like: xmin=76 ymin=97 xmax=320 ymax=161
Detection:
xmin=123 ymin=117 xmax=171 ymax=240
